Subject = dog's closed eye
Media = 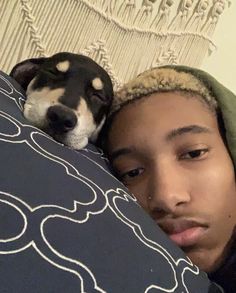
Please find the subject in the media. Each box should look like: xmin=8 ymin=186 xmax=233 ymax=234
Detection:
xmin=90 ymin=92 xmax=107 ymax=103
xmin=41 ymin=67 xmax=62 ymax=80
xmin=47 ymin=68 xmax=59 ymax=76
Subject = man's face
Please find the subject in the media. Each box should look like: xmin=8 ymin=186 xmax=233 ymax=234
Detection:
xmin=108 ymin=91 xmax=236 ymax=272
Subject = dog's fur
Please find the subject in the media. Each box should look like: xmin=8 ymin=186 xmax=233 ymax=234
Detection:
xmin=10 ymin=52 xmax=113 ymax=149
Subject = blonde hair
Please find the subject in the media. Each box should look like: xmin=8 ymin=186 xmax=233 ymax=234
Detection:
xmin=110 ymin=67 xmax=218 ymax=116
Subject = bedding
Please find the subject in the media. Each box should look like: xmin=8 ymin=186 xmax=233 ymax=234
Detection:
xmin=0 ymin=71 xmax=222 ymax=292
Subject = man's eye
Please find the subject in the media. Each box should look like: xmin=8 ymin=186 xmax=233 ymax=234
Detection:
xmin=179 ymin=148 xmax=208 ymax=160
xmin=119 ymin=168 xmax=144 ymax=182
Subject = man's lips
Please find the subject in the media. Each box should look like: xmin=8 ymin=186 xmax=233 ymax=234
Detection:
xmin=157 ymin=219 xmax=208 ymax=247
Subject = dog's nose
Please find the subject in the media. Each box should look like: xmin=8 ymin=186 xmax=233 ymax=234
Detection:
xmin=47 ymin=105 xmax=77 ymax=133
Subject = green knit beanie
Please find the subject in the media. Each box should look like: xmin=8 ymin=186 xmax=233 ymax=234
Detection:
xmin=108 ymin=65 xmax=236 ymax=166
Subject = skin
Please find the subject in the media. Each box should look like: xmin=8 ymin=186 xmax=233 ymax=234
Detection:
xmin=107 ymin=91 xmax=236 ymax=273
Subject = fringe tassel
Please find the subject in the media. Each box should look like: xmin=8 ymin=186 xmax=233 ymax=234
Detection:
xmin=0 ymin=0 xmax=230 ymax=90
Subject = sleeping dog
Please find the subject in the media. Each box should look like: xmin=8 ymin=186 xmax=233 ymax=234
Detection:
xmin=10 ymin=52 xmax=113 ymax=149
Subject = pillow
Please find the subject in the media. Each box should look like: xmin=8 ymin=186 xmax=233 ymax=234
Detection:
xmin=0 ymin=71 xmax=221 ymax=292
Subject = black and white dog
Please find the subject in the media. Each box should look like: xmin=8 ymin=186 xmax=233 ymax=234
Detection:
xmin=10 ymin=52 xmax=113 ymax=149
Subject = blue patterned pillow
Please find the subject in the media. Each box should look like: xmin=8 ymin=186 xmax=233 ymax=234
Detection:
xmin=0 ymin=71 xmax=221 ymax=292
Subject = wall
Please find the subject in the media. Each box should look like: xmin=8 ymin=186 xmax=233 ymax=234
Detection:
xmin=202 ymin=1 xmax=236 ymax=94
xmin=1 ymin=0 xmax=235 ymax=92
xmin=133 ymin=0 xmax=236 ymax=93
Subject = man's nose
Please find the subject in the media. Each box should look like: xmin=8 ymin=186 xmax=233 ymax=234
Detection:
xmin=148 ymin=163 xmax=190 ymax=215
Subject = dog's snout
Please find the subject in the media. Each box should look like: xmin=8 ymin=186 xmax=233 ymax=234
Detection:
xmin=47 ymin=105 xmax=77 ymax=133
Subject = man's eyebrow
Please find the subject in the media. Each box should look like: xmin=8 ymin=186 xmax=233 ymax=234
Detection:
xmin=110 ymin=125 xmax=212 ymax=161
xmin=166 ymin=125 xmax=212 ymax=141
xmin=109 ymin=148 xmax=133 ymax=162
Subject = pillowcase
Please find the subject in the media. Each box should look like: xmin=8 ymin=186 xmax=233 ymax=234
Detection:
xmin=0 ymin=71 xmax=221 ymax=292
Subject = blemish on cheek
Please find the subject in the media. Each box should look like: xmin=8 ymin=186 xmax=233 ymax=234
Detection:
xmin=56 ymin=60 xmax=70 ymax=72
xmin=92 ymin=77 xmax=103 ymax=90
xmin=228 ymin=214 xmax=232 ymax=218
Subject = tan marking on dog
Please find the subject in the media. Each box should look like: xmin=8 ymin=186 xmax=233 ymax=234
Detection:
xmin=77 ymin=98 xmax=94 ymax=123
xmin=92 ymin=77 xmax=103 ymax=90
xmin=56 ymin=60 xmax=70 ymax=72
xmin=27 ymin=83 xmax=65 ymax=104
xmin=76 ymin=98 xmax=96 ymax=136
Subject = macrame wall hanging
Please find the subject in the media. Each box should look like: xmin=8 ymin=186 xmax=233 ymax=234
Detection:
xmin=0 ymin=0 xmax=231 ymax=90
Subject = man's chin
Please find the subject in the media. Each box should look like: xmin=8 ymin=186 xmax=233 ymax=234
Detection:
xmin=183 ymin=246 xmax=224 ymax=273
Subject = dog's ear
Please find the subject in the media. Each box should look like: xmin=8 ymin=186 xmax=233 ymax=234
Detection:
xmin=10 ymin=57 xmax=47 ymax=91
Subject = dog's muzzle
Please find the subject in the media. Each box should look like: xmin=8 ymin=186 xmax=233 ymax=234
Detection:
xmin=46 ymin=105 xmax=77 ymax=134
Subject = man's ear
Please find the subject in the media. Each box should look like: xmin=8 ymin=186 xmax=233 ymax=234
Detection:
xmin=9 ymin=57 xmax=47 ymax=91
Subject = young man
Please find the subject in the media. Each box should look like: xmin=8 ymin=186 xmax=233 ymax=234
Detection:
xmin=102 ymin=66 xmax=236 ymax=291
